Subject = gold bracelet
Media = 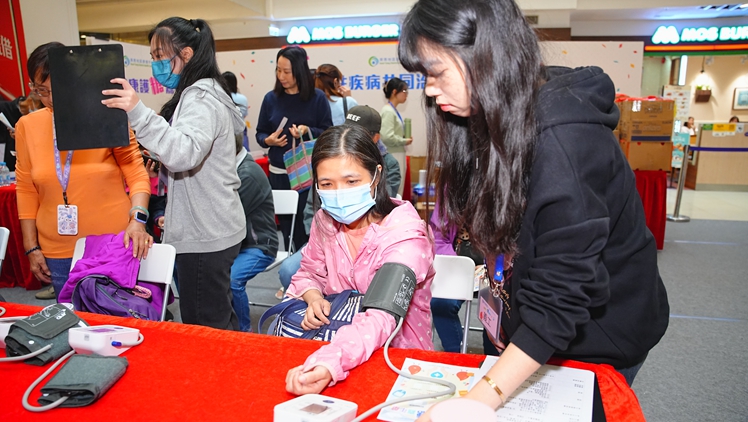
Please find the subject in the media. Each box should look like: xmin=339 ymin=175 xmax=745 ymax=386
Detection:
xmin=482 ymin=375 xmax=506 ymax=404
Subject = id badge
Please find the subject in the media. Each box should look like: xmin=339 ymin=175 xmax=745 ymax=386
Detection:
xmin=478 ymin=286 xmax=502 ymax=343
xmin=57 ymin=204 xmax=78 ymax=235
xmin=478 ymin=255 xmax=503 ymax=343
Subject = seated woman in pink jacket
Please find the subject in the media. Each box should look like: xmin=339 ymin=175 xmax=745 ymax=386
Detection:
xmin=285 ymin=124 xmax=435 ymax=395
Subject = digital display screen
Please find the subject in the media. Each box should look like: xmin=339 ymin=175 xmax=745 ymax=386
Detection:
xmin=301 ymin=403 xmax=329 ymax=415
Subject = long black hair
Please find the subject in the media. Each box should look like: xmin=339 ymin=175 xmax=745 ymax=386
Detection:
xmin=222 ymin=71 xmax=238 ymax=94
xmin=311 ymin=124 xmax=396 ymax=229
xmin=149 ymin=17 xmax=230 ymax=122
xmin=383 ymin=77 xmax=407 ymax=100
xmin=274 ymin=46 xmax=315 ymax=102
xmin=399 ymin=0 xmax=543 ymax=256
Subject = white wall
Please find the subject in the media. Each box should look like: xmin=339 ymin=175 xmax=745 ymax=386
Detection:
xmin=685 ymin=55 xmax=748 ymax=123
xmin=19 ymin=0 xmax=78 ymax=54
xmin=217 ymin=41 xmax=644 ymax=157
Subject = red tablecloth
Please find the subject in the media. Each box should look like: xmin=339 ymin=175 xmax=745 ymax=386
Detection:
xmin=0 ymin=303 xmax=644 ymax=421
xmin=633 ymin=170 xmax=667 ymax=250
xmin=255 ymin=156 xmax=269 ymax=177
xmin=0 ymin=185 xmax=36 ymax=289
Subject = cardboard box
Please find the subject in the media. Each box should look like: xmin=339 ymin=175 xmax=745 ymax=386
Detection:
xmin=618 ymin=99 xmax=675 ymax=141
xmin=619 ymin=120 xmax=673 ymax=141
xmin=620 ymin=140 xmax=672 ymax=171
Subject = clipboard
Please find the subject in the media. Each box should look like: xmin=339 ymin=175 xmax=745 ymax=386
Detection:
xmin=48 ymin=45 xmax=129 ymax=150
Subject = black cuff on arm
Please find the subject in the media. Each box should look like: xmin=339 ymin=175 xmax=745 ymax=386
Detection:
xmin=510 ymin=324 xmax=556 ymax=365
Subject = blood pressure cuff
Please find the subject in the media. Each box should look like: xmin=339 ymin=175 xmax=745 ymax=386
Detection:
xmin=5 ymin=304 xmax=85 ymax=365
xmin=38 ymin=354 xmax=128 ymax=407
xmin=361 ymin=262 xmax=417 ymax=320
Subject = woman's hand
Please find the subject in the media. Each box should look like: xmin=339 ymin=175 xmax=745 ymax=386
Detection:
xmin=302 ymin=297 xmax=331 ymax=330
xmin=264 ymin=127 xmax=288 ymax=147
xmin=156 ymin=216 xmax=165 ymax=229
xmin=289 ymin=124 xmax=309 ymax=139
xmin=123 ymin=220 xmax=153 ymax=259
xmin=405 ymin=137 xmax=413 ymax=146
xmin=27 ymin=250 xmax=51 ymax=283
xmin=337 ymin=85 xmax=351 ymax=98
xmin=286 ymin=365 xmax=333 ymax=395
xmin=101 ymin=78 xmax=141 ymax=113
xmin=146 ymin=158 xmax=159 ymax=178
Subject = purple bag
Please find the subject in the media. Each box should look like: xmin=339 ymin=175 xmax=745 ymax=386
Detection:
xmin=71 ymin=275 xmax=161 ymax=321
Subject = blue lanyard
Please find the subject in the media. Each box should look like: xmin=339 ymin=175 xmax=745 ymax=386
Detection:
xmin=52 ymin=117 xmax=73 ymax=205
xmin=388 ymin=101 xmax=404 ymax=127
xmin=493 ymin=254 xmax=504 ymax=283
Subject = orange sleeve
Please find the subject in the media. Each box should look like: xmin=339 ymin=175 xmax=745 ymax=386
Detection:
xmin=15 ymin=116 xmax=40 ymax=220
xmin=114 ymin=129 xmax=151 ymax=196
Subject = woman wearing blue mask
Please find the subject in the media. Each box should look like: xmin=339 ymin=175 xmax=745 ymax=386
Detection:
xmin=102 ymin=17 xmax=246 ymax=331
xmin=284 ymin=124 xmax=435 ymax=395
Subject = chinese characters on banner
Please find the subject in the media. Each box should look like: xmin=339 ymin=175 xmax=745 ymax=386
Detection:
xmin=1 ymin=35 xmax=12 ymax=60
xmin=341 ymin=73 xmax=426 ymax=91
xmin=0 ymin=0 xmax=28 ymax=99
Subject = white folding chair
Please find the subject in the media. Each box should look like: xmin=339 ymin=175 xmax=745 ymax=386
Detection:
xmin=264 ymin=190 xmax=299 ymax=272
xmin=248 ymin=190 xmax=300 ymax=309
xmin=430 ymin=255 xmax=476 ymax=354
xmin=71 ymin=238 xmax=176 ymax=322
xmin=0 ymin=227 xmax=9 ymax=274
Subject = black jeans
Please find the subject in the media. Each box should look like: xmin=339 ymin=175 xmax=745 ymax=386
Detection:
xmin=176 ymin=242 xmax=241 ymax=331
xmin=268 ymin=172 xmax=310 ymax=252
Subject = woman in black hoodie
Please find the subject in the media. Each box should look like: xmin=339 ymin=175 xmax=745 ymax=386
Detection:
xmin=399 ymin=0 xmax=669 ymax=417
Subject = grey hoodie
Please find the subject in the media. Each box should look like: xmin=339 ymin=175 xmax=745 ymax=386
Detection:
xmin=128 ymin=78 xmax=246 ymax=254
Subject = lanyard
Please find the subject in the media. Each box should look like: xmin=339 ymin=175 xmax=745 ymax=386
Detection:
xmin=52 ymin=118 xmax=73 ymax=205
xmin=493 ymin=254 xmax=504 ymax=284
xmin=388 ymin=101 xmax=404 ymax=127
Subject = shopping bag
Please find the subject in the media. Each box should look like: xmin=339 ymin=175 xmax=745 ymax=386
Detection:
xmin=283 ymin=131 xmax=315 ymax=192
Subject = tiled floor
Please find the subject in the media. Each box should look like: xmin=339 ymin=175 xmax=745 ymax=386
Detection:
xmin=666 ymin=188 xmax=748 ymax=222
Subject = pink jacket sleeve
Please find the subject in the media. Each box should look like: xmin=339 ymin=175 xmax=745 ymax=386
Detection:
xmin=301 ymin=220 xmax=434 ymax=384
xmin=286 ymin=214 xmax=328 ymax=298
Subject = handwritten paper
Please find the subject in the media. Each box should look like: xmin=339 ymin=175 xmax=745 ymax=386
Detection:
xmin=474 ymin=356 xmax=595 ymax=422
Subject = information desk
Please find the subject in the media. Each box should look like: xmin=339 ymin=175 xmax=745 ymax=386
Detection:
xmin=0 ymin=185 xmax=36 ymax=289
xmin=689 ymin=128 xmax=748 ymax=191
xmin=0 ymin=303 xmax=643 ymax=421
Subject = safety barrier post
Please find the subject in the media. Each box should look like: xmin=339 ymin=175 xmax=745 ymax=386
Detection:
xmin=668 ymin=144 xmax=690 ymax=223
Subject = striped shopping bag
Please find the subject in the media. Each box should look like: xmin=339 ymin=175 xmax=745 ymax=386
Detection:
xmin=283 ymin=132 xmax=315 ymax=192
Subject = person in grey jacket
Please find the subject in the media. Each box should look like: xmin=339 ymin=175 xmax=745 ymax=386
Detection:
xmin=232 ymin=136 xmax=279 ymax=332
xmin=103 ymin=17 xmax=246 ymax=331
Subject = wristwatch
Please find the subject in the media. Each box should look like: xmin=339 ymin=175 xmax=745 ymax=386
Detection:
xmin=132 ymin=211 xmax=148 ymax=224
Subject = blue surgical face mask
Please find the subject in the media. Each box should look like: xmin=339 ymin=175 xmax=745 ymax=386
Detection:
xmin=318 ymin=169 xmax=378 ymax=225
xmin=151 ymin=55 xmax=180 ymax=89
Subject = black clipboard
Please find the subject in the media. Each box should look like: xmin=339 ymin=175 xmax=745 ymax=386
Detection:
xmin=48 ymin=44 xmax=129 ymax=150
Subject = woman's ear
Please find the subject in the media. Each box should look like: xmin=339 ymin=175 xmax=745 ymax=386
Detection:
xmin=180 ymin=47 xmax=194 ymax=64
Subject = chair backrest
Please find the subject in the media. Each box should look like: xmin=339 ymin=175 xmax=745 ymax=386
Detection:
xmin=272 ymin=190 xmax=299 ymax=215
xmin=271 ymin=190 xmax=300 ymax=254
xmin=71 ymin=238 xmax=176 ymax=285
xmin=430 ymin=255 xmax=476 ymax=302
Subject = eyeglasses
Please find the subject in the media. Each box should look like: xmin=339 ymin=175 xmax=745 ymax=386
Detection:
xmin=28 ymin=82 xmax=51 ymax=97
